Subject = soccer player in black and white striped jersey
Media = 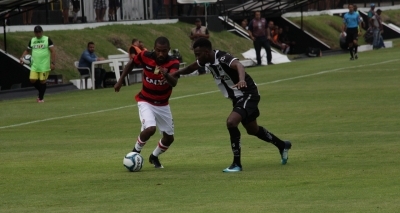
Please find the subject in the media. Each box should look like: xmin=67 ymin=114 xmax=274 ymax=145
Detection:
xmin=174 ymin=38 xmax=291 ymax=172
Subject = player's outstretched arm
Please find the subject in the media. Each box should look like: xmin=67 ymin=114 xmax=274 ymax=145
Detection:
xmin=174 ymin=62 xmax=199 ymax=77
xmin=114 ymin=60 xmax=136 ymax=92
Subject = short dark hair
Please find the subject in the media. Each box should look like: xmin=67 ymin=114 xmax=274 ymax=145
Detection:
xmin=376 ymin=9 xmax=382 ymax=13
xmin=195 ymin=18 xmax=201 ymax=22
xmin=154 ymin=36 xmax=170 ymax=47
xmin=132 ymin=38 xmax=138 ymax=44
xmin=34 ymin=25 xmax=43 ymax=32
xmin=193 ymin=38 xmax=212 ymax=50
xmin=87 ymin=41 xmax=94 ymax=47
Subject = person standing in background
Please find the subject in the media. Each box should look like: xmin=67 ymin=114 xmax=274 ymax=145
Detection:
xmin=248 ymin=11 xmax=273 ymax=65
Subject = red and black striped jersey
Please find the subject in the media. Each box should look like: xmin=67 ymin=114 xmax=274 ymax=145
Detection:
xmin=133 ymin=51 xmax=180 ymax=106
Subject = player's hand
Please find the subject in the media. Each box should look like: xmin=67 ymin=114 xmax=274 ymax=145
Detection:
xmin=114 ymin=81 xmax=123 ymax=92
xmin=358 ymin=31 xmax=362 ymax=36
xmin=50 ymin=64 xmax=55 ymax=70
xmin=19 ymin=58 xmax=24 ymax=64
xmin=232 ymin=80 xmax=247 ymax=89
xmin=158 ymin=67 xmax=168 ymax=76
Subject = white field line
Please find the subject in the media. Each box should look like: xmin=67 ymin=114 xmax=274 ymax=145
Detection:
xmin=1 ymin=59 xmax=399 ymax=130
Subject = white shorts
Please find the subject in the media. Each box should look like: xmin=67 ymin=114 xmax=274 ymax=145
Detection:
xmin=137 ymin=101 xmax=174 ymax=135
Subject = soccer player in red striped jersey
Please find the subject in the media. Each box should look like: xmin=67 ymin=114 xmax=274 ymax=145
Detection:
xmin=114 ymin=37 xmax=179 ymax=168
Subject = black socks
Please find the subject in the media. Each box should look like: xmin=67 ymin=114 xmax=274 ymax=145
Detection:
xmin=256 ymin=126 xmax=285 ymax=150
xmin=38 ymin=83 xmax=47 ymax=100
xmin=228 ymin=127 xmax=241 ymax=166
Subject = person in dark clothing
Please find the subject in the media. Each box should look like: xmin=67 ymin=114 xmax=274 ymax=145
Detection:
xmin=247 ymin=11 xmax=273 ymax=65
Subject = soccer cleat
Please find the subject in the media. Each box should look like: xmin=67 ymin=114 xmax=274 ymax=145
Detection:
xmin=279 ymin=141 xmax=292 ymax=165
xmin=149 ymin=154 xmax=164 ymax=168
xmin=37 ymin=99 xmax=44 ymax=103
xmin=132 ymin=148 xmax=141 ymax=153
xmin=222 ymin=163 xmax=242 ymax=172
xmin=354 ymin=53 xmax=358 ymax=59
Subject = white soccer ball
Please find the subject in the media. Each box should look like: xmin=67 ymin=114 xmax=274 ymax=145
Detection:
xmin=123 ymin=152 xmax=144 ymax=172
xmin=22 ymin=54 xmax=31 ymax=65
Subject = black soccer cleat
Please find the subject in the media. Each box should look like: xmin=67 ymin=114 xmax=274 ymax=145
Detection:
xmin=354 ymin=53 xmax=358 ymax=59
xmin=149 ymin=154 xmax=164 ymax=168
xmin=132 ymin=148 xmax=141 ymax=153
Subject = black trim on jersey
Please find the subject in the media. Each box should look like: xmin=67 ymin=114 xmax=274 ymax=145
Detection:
xmin=138 ymin=93 xmax=169 ymax=105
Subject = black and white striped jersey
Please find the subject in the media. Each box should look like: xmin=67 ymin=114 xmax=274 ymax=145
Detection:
xmin=197 ymin=50 xmax=259 ymax=99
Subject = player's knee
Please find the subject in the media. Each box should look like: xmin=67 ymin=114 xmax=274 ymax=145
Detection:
xmin=145 ymin=126 xmax=157 ymax=135
xmin=30 ymin=79 xmax=36 ymax=84
xmin=226 ymin=119 xmax=239 ymax=129
xmin=40 ymin=80 xmax=46 ymax=84
xmin=246 ymin=128 xmax=258 ymax=136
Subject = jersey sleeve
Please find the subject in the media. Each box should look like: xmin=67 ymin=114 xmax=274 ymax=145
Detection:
xmin=48 ymin=38 xmax=54 ymax=47
xmin=27 ymin=40 xmax=32 ymax=49
xmin=218 ymin=53 xmax=237 ymax=67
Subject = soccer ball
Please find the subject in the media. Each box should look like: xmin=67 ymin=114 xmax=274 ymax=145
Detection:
xmin=123 ymin=152 xmax=144 ymax=172
xmin=22 ymin=54 xmax=31 ymax=65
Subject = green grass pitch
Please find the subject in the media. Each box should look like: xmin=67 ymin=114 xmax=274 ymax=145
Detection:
xmin=1 ymin=47 xmax=400 ymax=213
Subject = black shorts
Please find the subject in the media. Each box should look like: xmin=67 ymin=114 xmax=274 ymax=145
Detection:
xmin=346 ymin=28 xmax=358 ymax=44
xmin=232 ymin=94 xmax=260 ymax=125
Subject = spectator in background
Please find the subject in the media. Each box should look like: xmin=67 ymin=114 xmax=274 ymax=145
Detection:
xmin=164 ymin=0 xmax=177 ymax=19
xmin=277 ymin=27 xmax=290 ymax=54
xmin=371 ymin=9 xmax=384 ymax=49
xmin=367 ymin=3 xmax=375 ymax=28
xmin=79 ymin=42 xmax=106 ymax=89
xmin=108 ymin=0 xmax=120 ymax=21
xmin=241 ymin=19 xmax=248 ymax=30
xmin=139 ymin=41 xmax=148 ymax=52
xmin=94 ymin=0 xmax=107 ymax=22
xmin=248 ymin=12 xmax=273 ymax=66
xmin=71 ymin=0 xmax=81 ymax=23
xmin=190 ymin=18 xmax=209 ymax=74
xmin=129 ymin=39 xmax=142 ymax=60
xmin=62 ymin=0 xmax=70 ymax=24
xmin=270 ymin=26 xmax=288 ymax=54
xmin=153 ymin=0 xmax=163 ymax=19
xmin=189 ymin=18 xmax=209 ymax=49
xmin=22 ymin=7 xmax=34 ymax=25
xmin=281 ymin=26 xmax=296 ymax=54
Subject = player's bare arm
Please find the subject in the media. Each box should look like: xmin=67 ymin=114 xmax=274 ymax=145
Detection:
xmin=49 ymin=46 xmax=56 ymax=70
xmin=114 ymin=59 xmax=136 ymax=92
xmin=159 ymin=68 xmax=178 ymax=87
xmin=342 ymin=23 xmax=347 ymax=36
xmin=20 ymin=49 xmax=30 ymax=64
xmin=175 ymin=62 xmax=199 ymax=76
xmin=230 ymin=60 xmax=247 ymax=89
